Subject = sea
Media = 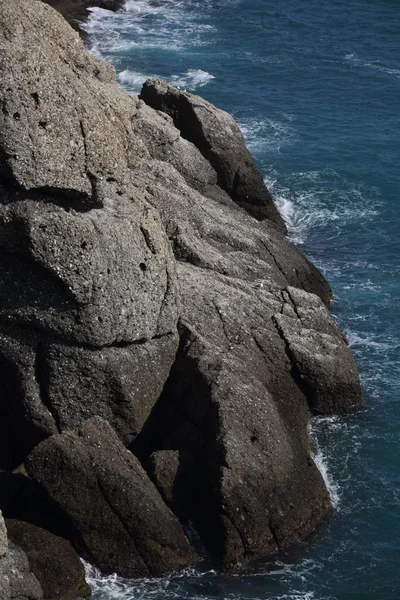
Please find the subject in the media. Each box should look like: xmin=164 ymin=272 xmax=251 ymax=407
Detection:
xmin=81 ymin=0 xmax=400 ymax=598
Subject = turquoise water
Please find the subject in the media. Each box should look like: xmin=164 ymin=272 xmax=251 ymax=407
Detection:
xmin=83 ymin=0 xmax=400 ymax=598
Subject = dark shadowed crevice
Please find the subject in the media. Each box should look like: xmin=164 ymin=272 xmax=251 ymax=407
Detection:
xmin=130 ymin=322 xmax=229 ymax=566
xmin=0 ymin=177 xmax=99 ymax=213
xmin=34 ymin=341 xmax=61 ymax=434
xmin=0 ymin=250 xmax=78 ymax=308
xmin=0 ymin=319 xmax=175 ymax=353
xmin=0 ymin=352 xmax=53 ymax=467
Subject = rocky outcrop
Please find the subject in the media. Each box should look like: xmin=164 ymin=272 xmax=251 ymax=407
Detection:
xmin=0 ymin=0 xmax=362 ymax=591
xmin=140 ymin=79 xmax=286 ymax=225
xmin=25 ymin=417 xmax=199 ymax=578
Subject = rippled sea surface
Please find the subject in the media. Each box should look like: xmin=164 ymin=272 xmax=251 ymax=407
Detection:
xmin=82 ymin=0 xmax=400 ymax=597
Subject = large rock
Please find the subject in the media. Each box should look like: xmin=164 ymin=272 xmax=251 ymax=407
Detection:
xmin=6 ymin=519 xmax=91 ymax=600
xmin=0 ymin=195 xmax=178 ymax=347
xmin=0 ymin=0 xmax=180 ymax=465
xmin=0 ymin=511 xmax=43 ymax=600
xmin=140 ymin=79 xmax=286 ymax=226
xmin=42 ymin=335 xmax=178 ymax=446
xmin=133 ymin=261 xmax=360 ymax=568
xmin=129 ymin=159 xmax=332 ymax=305
xmin=25 ymin=417 xmax=199 ymax=578
xmin=0 ymin=0 xmax=362 ymax=579
xmin=126 ymin=129 xmax=361 ymax=569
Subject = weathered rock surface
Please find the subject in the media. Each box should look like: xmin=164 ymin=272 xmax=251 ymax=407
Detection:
xmin=140 ymin=79 xmax=286 ymax=226
xmin=0 ymin=511 xmax=43 ymax=600
xmin=6 ymin=519 xmax=91 ymax=600
xmin=0 ymin=0 xmax=362 ymax=587
xmin=0 ymin=0 xmax=180 ymax=464
xmin=25 ymin=417 xmax=199 ymax=578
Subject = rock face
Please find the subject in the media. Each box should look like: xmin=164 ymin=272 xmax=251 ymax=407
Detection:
xmin=0 ymin=0 xmax=362 ymax=589
xmin=0 ymin=511 xmax=43 ymax=600
xmin=25 ymin=417 xmax=199 ymax=578
xmin=6 ymin=519 xmax=91 ymax=600
xmin=140 ymin=79 xmax=286 ymax=226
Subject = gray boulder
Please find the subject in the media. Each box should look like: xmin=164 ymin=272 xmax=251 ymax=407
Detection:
xmin=140 ymin=79 xmax=286 ymax=227
xmin=133 ymin=260 xmax=359 ymax=568
xmin=126 ymin=143 xmax=361 ymax=569
xmin=0 ymin=511 xmax=43 ymax=600
xmin=6 ymin=519 xmax=91 ymax=600
xmin=25 ymin=417 xmax=199 ymax=578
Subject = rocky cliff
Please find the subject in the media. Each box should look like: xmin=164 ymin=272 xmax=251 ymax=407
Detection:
xmin=0 ymin=0 xmax=362 ymax=596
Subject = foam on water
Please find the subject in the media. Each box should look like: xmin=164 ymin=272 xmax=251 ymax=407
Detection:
xmin=344 ymin=53 xmax=400 ymax=78
xmin=308 ymin=421 xmax=341 ymax=510
xmin=239 ymin=118 xmax=296 ymax=154
xmin=117 ymin=68 xmax=215 ymax=93
xmin=265 ymin=172 xmax=381 ymax=245
xmin=84 ymin=561 xmax=220 ymax=600
xmin=346 ymin=331 xmax=394 ymax=352
xmin=85 ymin=557 xmax=334 ymax=600
xmin=83 ymin=0 xmax=216 ymax=61
xmin=168 ymin=69 xmax=215 ymax=90
xmin=117 ymin=69 xmax=151 ymax=92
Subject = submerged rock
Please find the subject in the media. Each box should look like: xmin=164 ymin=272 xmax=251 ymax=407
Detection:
xmin=0 ymin=0 xmax=362 ymax=586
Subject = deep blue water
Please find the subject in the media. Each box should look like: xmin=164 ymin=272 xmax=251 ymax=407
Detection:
xmin=82 ymin=1 xmax=400 ymax=598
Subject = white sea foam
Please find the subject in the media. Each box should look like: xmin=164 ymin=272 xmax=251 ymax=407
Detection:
xmin=85 ymin=555 xmax=325 ymax=600
xmin=313 ymin=446 xmax=341 ymax=510
xmin=124 ymin=0 xmax=167 ymax=15
xmin=346 ymin=331 xmax=394 ymax=351
xmin=345 ymin=53 xmax=400 ymax=78
xmin=263 ymin=171 xmax=381 ymax=245
xmin=84 ymin=560 xmax=220 ymax=600
xmin=168 ymin=69 xmax=215 ymax=90
xmin=240 ymin=117 xmax=296 ymax=154
xmin=85 ymin=0 xmax=216 ymax=54
xmin=116 ymin=67 xmax=215 ymax=94
xmin=117 ymin=69 xmax=151 ymax=93
xmin=308 ymin=422 xmax=341 ymax=510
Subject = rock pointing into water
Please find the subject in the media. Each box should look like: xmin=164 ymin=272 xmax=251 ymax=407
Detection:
xmin=140 ymin=78 xmax=286 ymax=225
xmin=5 ymin=518 xmax=91 ymax=600
xmin=0 ymin=511 xmax=43 ymax=600
xmin=0 ymin=0 xmax=362 ymax=593
xmin=25 ymin=417 xmax=199 ymax=578
xmin=41 ymin=0 xmax=123 ymax=29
